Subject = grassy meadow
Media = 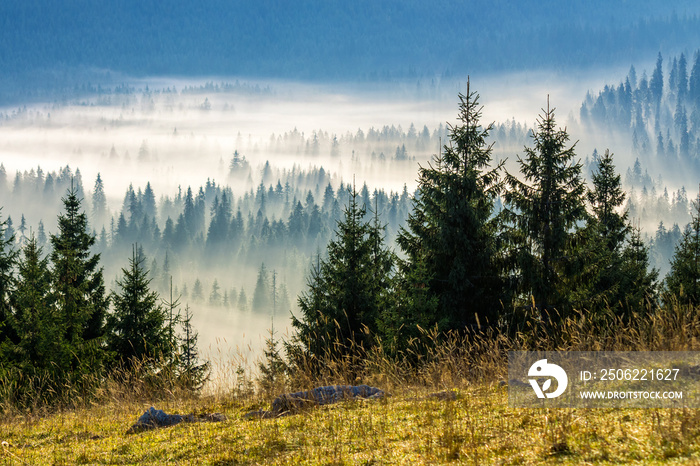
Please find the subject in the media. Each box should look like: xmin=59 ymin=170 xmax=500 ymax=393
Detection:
xmin=2 ymin=384 xmax=700 ymax=464
xmin=2 ymin=302 xmax=700 ymax=465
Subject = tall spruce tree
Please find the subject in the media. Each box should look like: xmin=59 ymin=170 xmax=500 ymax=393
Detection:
xmin=396 ymin=80 xmax=504 ymax=332
xmin=11 ymin=236 xmax=58 ymax=379
xmin=50 ymin=185 xmax=109 ymax=378
xmin=107 ymin=245 xmax=171 ymax=369
xmin=588 ymin=150 xmax=628 ymax=251
xmin=503 ymin=100 xmax=587 ymax=316
xmin=0 ymin=212 xmax=18 ymax=346
xmin=569 ymin=150 xmax=628 ymax=311
xmin=665 ymin=194 xmax=700 ymax=305
xmin=570 ymin=150 xmax=657 ymax=316
xmin=618 ymin=224 xmax=658 ymax=312
xmin=289 ymin=185 xmax=393 ymax=359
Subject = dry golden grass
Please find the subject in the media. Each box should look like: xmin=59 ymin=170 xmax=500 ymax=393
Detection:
xmin=3 ymin=384 xmax=700 ymax=464
xmin=2 ymin=301 xmax=700 ymax=464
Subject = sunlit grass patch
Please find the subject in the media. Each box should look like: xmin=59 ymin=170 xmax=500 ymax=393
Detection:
xmin=2 ymin=386 xmax=700 ymax=464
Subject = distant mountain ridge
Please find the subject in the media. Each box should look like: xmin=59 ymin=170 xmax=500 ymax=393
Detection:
xmin=2 ymin=0 xmax=700 ymax=81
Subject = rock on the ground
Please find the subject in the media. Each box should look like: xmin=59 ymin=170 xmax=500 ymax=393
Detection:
xmin=127 ymin=407 xmax=226 ymax=434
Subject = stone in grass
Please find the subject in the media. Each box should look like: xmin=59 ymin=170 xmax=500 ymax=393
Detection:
xmin=244 ymin=384 xmax=386 ymax=419
xmin=127 ymin=407 xmax=226 ymax=434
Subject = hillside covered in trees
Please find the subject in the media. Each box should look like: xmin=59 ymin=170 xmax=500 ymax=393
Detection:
xmin=2 ymin=1 xmax=700 ymax=105
xmin=578 ymin=49 xmax=700 ymax=275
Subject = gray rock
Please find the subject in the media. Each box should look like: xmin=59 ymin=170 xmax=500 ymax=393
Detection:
xmin=245 ymin=384 xmax=386 ymax=419
xmin=127 ymin=407 xmax=226 ymax=434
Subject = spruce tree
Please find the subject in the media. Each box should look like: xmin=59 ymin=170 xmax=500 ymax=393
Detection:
xmin=587 ymin=150 xmax=627 ymax=250
xmin=237 ymin=288 xmax=248 ymax=312
xmin=177 ymin=304 xmax=209 ymax=390
xmin=0 ymin=212 xmax=18 ymax=345
xmin=503 ymin=100 xmax=587 ymax=316
xmin=209 ymin=279 xmax=222 ymax=305
xmin=396 ymin=80 xmax=504 ymax=332
xmin=570 ymin=150 xmax=657 ymax=316
xmin=107 ymin=245 xmax=170 ymax=369
xmin=258 ymin=270 xmax=286 ymax=392
xmin=569 ymin=150 xmax=627 ymax=311
xmin=50 ymin=185 xmax=109 ymax=378
xmin=12 ymin=236 xmax=59 ymax=380
xmin=191 ymin=278 xmax=203 ymax=302
xmin=92 ymin=173 xmax=107 ymax=227
xmin=37 ymin=221 xmax=47 ymax=247
xmin=17 ymin=215 xmax=27 ymax=246
xmin=619 ymin=224 xmax=658 ymax=312
xmin=665 ymin=195 xmax=700 ymax=305
xmin=258 ymin=327 xmax=286 ymax=393
xmin=206 ymin=192 xmax=232 ymax=262
xmin=380 ymin=248 xmax=439 ymax=353
xmin=252 ymin=263 xmax=271 ymax=313
xmin=289 ymin=185 xmax=393 ymax=359
xmin=649 ymin=52 xmax=664 ymax=110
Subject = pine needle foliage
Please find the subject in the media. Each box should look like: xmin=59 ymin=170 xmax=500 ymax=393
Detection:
xmin=49 ymin=185 xmax=109 ymax=383
xmin=177 ymin=304 xmax=209 ymax=391
xmin=665 ymin=195 xmax=700 ymax=305
xmin=288 ymin=184 xmax=394 ymax=363
xmin=567 ymin=150 xmax=657 ymax=318
xmin=0 ymin=211 xmax=18 ymax=345
xmin=396 ymin=79 xmax=505 ymax=333
xmin=11 ymin=236 xmax=56 ymax=375
xmin=107 ymin=245 xmax=171 ymax=370
xmin=503 ymin=100 xmax=587 ymax=316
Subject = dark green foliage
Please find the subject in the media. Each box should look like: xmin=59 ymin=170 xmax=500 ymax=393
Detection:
xmin=0 ymin=212 xmax=18 ymax=345
xmin=177 ymin=305 xmax=209 ymax=391
xmin=142 ymin=182 xmax=157 ymax=219
xmin=396 ymin=81 xmax=504 ymax=332
xmin=568 ymin=151 xmax=657 ymax=317
xmin=205 ymin=191 xmax=232 ymax=262
xmin=7 ymin=236 xmax=64 ymax=400
xmin=49 ymin=185 xmax=109 ymax=380
xmin=379 ymin=248 xmax=439 ymax=353
xmin=588 ymin=150 xmax=628 ymax=251
xmin=258 ymin=327 xmax=286 ymax=393
xmin=619 ymin=225 xmax=658 ymax=311
xmin=106 ymin=245 xmax=171 ymax=369
xmin=665 ymin=198 xmax=700 ymax=305
xmin=12 ymin=236 xmax=54 ymax=367
xmin=567 ymin=151 xmax=629 ymax=312
xmin=503 ymin=101 xmax=587 ymax=315
xmin=289 ymin=185 xmax=393 ymax=360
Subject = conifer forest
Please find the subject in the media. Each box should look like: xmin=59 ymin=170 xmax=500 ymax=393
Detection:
xmin=2 ymin=0 xmax=700 ymax=413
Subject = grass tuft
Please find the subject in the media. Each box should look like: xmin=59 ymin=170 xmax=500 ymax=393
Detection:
xmin=2 ymin=301 xmax=700 ymax=463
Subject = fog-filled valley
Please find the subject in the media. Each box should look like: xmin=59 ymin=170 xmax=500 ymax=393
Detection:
xmin=11 ymin=3 xmax=700 ymax=464
xmin=3 ymin=0 xmax=700 ymax=383
xmin=3 ymin=56 xmax=700 ymax=359
xmin=0 ymin=81 xmax=445 ymax=357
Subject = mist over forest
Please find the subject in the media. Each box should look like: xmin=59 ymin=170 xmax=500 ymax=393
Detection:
xmin=3 ymin=1 xmax=700 ymax=362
